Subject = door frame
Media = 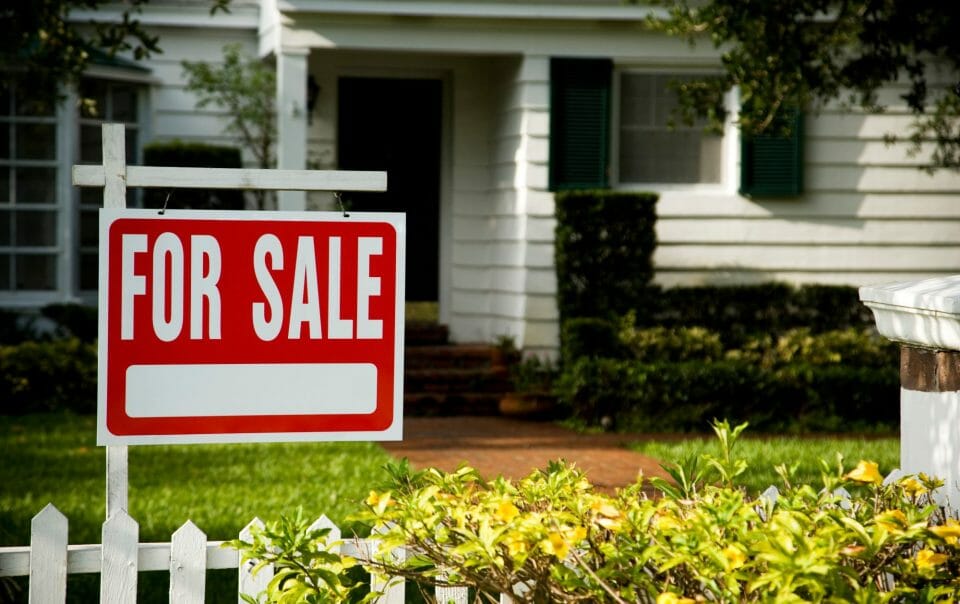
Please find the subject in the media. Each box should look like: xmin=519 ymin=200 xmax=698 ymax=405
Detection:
xmin=334 ymin=67 xmax=453 ymax=322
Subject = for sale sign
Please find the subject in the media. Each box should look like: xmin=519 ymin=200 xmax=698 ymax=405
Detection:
xmin=97 ymin=209 xmax=405 ymax=445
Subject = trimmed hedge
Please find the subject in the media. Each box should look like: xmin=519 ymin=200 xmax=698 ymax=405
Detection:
xmin=555 ymin=357 xmax=898 ymax=433
xmin=143 ymin=140 xmax=245 ymax=210
xmin=0 ymin=339 xmax=97 ymax=414
xmin=554 ymin=190 xmax=657 ymax=323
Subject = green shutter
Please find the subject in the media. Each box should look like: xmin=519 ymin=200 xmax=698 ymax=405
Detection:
xmin=549 ymin=58 xmax=612 ymax=191
xmin=739 ymin=110 xmax=804 ymax=197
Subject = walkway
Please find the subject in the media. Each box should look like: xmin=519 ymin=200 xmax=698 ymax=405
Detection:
xmin=383 ymin=416 xmax=671 ymax=494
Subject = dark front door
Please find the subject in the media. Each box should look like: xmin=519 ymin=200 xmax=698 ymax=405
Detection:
xmin=337 ymin=77 xmax=442 ymax=302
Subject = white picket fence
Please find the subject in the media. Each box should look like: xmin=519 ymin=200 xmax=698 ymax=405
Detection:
xmin=0 ymin=503 xmax=489 ymax=604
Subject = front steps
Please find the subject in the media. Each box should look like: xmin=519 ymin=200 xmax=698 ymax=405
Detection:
xmin=403 ymin=323 xmax=512 ymax=416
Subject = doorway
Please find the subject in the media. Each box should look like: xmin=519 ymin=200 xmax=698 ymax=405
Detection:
xmin=337 ymin=77 xmax=443 ymax=302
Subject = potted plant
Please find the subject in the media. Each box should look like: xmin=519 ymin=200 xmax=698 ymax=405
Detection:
xmin=498 ymin=355 xmax=558 ymax=419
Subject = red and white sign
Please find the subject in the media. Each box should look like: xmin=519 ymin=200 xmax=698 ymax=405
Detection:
xmin=97 ymin=209 xmax=405 ymax=445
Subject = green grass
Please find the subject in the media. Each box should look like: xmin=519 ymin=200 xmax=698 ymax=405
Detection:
xmin=0 ymin=412 xmax=394 ymax=603
xmin=631 ymin=434 xmax=900 ymax=495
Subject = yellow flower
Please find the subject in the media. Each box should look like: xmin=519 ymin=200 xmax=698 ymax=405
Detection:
xmin=591 ymin=500 xmax=623 ymax=531
xmin=542 ymin=532 xmax=571 ymax=560
xmin=494 ymin=500 xmax=519 ymax=523
xmin=722 ymin=545 xmax=746 ymax=570
xmin=657 ymin=592 xmax=696 ymax=604
xmin=366 ymin=490 xmax=391 ymax=507
xmin=916 ymin=548 xmax=948 ymax=570
xmin=654 ymin=512 xmax=681 ymax=531
xmin=504 ymin=531 xmax=528 ymax=557
xmin=844 ymin=460 xmax=883 ymax=485
xmin=901 ymin=477 xmax=928 ymax=497
xmin=875 ymin=510 xmax=908 ymax=533
xmin=931 ymin=519 xmax=960 ymax=545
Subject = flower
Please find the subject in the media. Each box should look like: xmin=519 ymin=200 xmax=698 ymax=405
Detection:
xmin=657 ymin=592 xmax=695 ymax=604
xmin=844 ymin=460 xmax=882 ymax=484
xmin=366 ymin=490 xmax=391 ymax=507
xmin=494 ymin=499 xmax=519 ymax=523
xmin=875 ymin=510 xmax=908 ymax=533
xmin=901 ymin=477 xmax=928 ymax=497
xmin=916 ymin=548 xmax=948 ymax=570
xmin=591 ymin=500 xmax=623 ymax=531
xmin=930 ymin=519 xmax=960 ymax=545
xmin=542 ymin=532 xmax=571 ymax=560
xmin=721 ymin=545 xmax=747 ymax=570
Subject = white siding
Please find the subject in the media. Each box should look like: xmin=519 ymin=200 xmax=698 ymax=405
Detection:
xmin=655 ymin=96 xmax=960 ymax=287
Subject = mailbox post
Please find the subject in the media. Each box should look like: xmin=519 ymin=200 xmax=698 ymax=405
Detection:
xmin=861 ymin=276 xmax=960 ymax=508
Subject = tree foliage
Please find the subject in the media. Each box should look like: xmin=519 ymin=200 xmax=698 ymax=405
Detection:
xmin=181 ymin=44 xmax=276 ymax=208
xmin=2 ymin=0 xmax=229 ymax=101
xmin=651 ymin=0 xmax=960 ymax=169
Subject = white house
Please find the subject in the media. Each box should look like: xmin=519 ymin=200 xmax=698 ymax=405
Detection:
xmin=5 ymin=0 xmax=960 ymax=354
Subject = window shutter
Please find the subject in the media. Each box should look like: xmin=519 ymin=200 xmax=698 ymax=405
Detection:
xmin=549 ymin=58 xmax=612 ymax=191
xmin=739 ymin=110 xmax=804 ymax=197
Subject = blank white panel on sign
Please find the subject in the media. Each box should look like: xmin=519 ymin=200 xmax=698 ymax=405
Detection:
xmin=125 ymin=363 xmax=378 ymax=417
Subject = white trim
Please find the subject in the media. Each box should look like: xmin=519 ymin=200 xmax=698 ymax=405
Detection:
xmin=68 ymin=7 xmax=259 ymax=30
xmin=73 ymin=165 xmax=387 ymax=191
xmin=82 ymin=65 xmax=161 ymax=86
xmin=277 ymin=0 xmax=664 ymax=21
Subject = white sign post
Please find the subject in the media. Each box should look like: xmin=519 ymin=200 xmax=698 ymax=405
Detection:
xmin=74 ymin=124 xmax=395 ymax=519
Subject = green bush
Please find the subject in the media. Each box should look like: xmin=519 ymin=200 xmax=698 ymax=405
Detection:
xmin=241 ymin=423 xmax=960 ymax=603
xmin=555 ymin=356 xmax=898 ymax=433
xmin=143 ymin=140 xmax=245 ymax=210
xmin=618 ymin=317 xmax=725 ymax=362
xmin=560 ymin=317 xmax=629 ymax=362
xmin=554 ymin=190 xmax=657 ymax=323
xmin=0 ymin=339 xmax=97 ymax=414
xmin=40 ymin=303 xmax=98 ymax=342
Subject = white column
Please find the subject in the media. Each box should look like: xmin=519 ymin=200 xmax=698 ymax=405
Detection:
xmin=276 ymin=47 xmax=309 ymax=211
xmin=861 ymin=275 xmax=960 ymax=509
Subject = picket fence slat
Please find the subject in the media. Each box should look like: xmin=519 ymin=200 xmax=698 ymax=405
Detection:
xmin=101 ymin=511 xmax=139 ymax=604
xmin=29 ymin=504 xmax=68 ymax=604
xmin=171 ymin=521 xmax=206 ymax=604
xmin=238 ymin=518 xmax=271 ymax=604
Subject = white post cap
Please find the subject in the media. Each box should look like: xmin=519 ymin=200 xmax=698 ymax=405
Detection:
xmin=860 ymin=275 xmax=960 ymax=351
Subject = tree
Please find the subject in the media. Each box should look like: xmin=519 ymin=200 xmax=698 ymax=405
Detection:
xmin=2 ymin=0 xmax=229 ymax=102
xmin=181 ymin=44 xmax=276 ymax=209
xmin=651 ymin=0 xmax=960 ymax=169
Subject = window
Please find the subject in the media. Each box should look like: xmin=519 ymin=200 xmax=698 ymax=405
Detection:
xmin=615 ymin=72 xmax=723 ymax=185
xmin=0 ymin=84 xmax=59 ymax=291
xmin=76 ymin=78 xmax=141 ymax=292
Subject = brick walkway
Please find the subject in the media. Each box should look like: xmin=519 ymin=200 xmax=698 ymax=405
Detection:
xmin=383 ymin=416 xmax=671 ymax=494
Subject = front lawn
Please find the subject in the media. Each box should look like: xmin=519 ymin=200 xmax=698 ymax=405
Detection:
xmin=632 ymin=433 xmax=900 ymax=495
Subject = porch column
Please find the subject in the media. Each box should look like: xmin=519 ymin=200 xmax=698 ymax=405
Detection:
xmin=861 ymin=276 xmax=960 ymax=509
xmin=276 ymin=46 xmax=308 ymax=211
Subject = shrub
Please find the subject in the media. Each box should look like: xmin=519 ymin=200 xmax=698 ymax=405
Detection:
xmin=559 ymin=317 xmax=628 ymax=362
xmin=142 ymin=140 xmax=245 ymax=210
xmin=0 ymin=339 xmax=97 ymax=414
xmin=554 ymin=190 xmax=657 ymax=322
xmin=241 ymin=422 xmax=960 ymax=603
xmin=618 ymin=314 xmax=725 ymax=362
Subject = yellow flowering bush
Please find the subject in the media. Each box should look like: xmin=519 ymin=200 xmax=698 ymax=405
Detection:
xmin=238 ymin=421 xmax=960 ymax=603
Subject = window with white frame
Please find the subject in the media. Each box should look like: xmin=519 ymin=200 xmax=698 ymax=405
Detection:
xmin=615 ymin=72 xmax=724 ymax=185
xmin=0 ymin=85 xmax=60 ymax=292
xmin=76 ymin=78 xmax=141 ymax=292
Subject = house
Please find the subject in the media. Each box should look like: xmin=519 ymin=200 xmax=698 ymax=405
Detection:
xmin=5 ymin=0 xmax=960 ymax=354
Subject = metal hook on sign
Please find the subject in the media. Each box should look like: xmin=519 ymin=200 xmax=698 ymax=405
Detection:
xmin=335 ymin=192 xmax=350 ymax=218
xmin=159 ymin=191 xmax=171 ymax=215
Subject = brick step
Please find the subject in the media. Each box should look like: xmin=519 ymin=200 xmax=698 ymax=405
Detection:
xmin=404 ymin=344 xmax=505 ymax=370
xmin=405 ymin=367 xmax=511 ymax=394
xmin=405 ymin=322 xmax=449 ymax=346
xmin=403 ymin=392 xmax=502 ymax=416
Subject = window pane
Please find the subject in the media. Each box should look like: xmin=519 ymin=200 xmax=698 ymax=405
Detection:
xmin=15 ymin=254 xmax=57 ymax=290
xmin=618 ymin=72 xmax=722 ymax=184
xmin=0 ymin=122 xmax=8 ymax=159
xmin=126 ymin=129 xmax=138 ymax=164
xmin=15 ymin=91 xmax=55 ymax=117
xmin=15 ymin=167 xmax=57 ymax=204
xmin=112 ymin=84 xmax=138 ymax=121
xmin=80 ymin=252 xmax=98 ymax=290
xmin=0 ymin=254 xmax=9 ymax=289
xmin=0 ymin=85 xmax=10 ymax=116
xmin=0 ymin=168 xmax=9 ymax=203
xmin=15 ymin=210 xmax=57 ymax=246
xmin=16 ymin=122 xmax=56 ymax=160
xmin=80 ymin=208 xmax=99 ymax=247
xmin=80 ymin=124 xmax=102 ymax=163
xmin=0 ymin=210 xmax=9 ymax=245
xmin=80 ymin=187 xmax=102 ymax=207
